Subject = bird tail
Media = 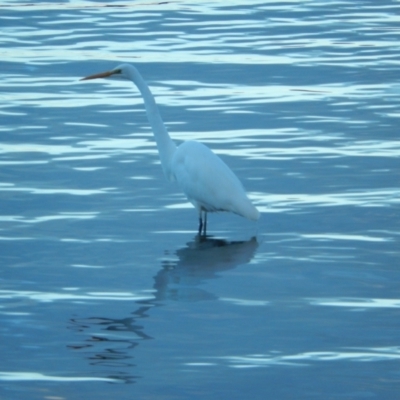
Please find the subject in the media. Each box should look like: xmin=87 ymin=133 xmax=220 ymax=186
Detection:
xmin=233 ymin=197 xmax=260 ymax=221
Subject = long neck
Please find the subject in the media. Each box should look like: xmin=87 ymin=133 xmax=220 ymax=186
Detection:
xmin=129 ymin=67 xmax=177 ymax=181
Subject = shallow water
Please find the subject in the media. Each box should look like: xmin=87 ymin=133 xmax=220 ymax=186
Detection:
xmin=1 ymin=1 xmax=400 ymax=399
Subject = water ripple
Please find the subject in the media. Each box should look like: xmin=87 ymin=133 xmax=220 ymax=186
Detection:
xmin=0 ymin=289 xmax=153 ymax=304
xmin=310 ymin=297 xmax=400 ymax=309
xmin=1 ymin=2 xmax=399 ymax=396
xmin=255 ymin=188 xmax=400 ymax=213
xmin=0 ymin=371 xmax=117 ymax=382
xmin=199 ymin=347 xmax=400 ymax=369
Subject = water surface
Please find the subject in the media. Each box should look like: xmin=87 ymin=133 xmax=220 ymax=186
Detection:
xmin=1 ymin=1 xmax=400 ymax=399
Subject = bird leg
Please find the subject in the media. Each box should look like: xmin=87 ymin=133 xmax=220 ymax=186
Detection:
xmin=198 ymin=211 xmax=208 ymax=236
xmin=198 ymin=216 xmax=203 ymax=236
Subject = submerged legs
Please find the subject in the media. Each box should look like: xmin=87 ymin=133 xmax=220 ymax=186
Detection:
xmin=198 ymin=211 xmax=208 ymax=236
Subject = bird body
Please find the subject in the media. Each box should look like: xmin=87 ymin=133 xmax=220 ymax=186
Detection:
xmin=172 ymin=140 xmax=259 ymax=220
xmin=81 ymin=64 xmax=259 ymax=234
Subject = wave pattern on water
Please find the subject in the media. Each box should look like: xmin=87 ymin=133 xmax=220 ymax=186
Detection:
xmin=187 ymin=346 xmax=400 ymax=369
xmin=1 ymin=1 xmax=400 ymax=398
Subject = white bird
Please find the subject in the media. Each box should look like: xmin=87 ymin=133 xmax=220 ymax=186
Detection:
xmin=81 ymin=64 xmax=259 ymax=235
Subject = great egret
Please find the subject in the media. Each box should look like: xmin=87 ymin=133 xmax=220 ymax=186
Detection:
xmin=81 ymin=64 xmax=259 ymax=235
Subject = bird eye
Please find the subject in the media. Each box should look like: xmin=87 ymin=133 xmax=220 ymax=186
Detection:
xmin=114 ymin=69 xmax=122 ymax=74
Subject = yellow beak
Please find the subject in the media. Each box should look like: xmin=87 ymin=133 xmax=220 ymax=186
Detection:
xmin=80 ymin=70 xmax=116 ymax=81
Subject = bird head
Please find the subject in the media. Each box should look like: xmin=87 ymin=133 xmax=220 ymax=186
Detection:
xmin=80 ymin=64 xmax=133 ymax=81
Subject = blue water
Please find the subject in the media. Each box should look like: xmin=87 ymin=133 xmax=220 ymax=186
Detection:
xmin=1 ymin=1 xmax=400 ymax=399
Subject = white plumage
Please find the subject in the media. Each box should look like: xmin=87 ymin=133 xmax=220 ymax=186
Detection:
xmin=81 ymin=64 xmax=259 ymax=235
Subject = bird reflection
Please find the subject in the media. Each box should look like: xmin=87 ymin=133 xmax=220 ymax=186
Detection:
xmin=68 ymin=235 xmax=258 ymax=383
xmin=154 ymin=235 xmax=259 ymax=302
